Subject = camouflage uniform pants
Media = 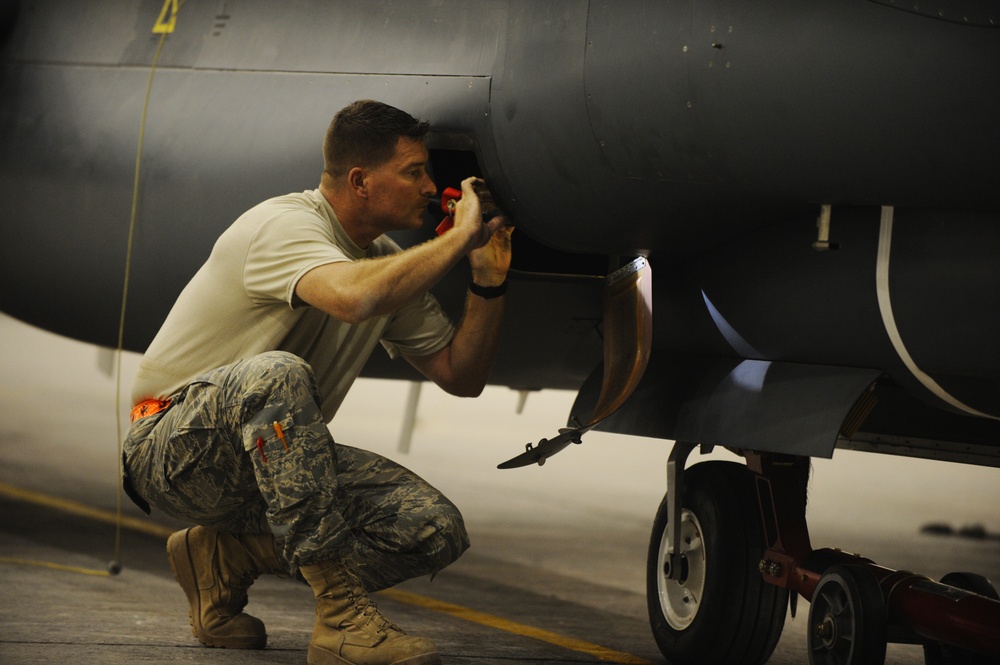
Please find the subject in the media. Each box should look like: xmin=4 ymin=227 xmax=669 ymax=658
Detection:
xmin=122 ymin=351 xmax=469 ymax=590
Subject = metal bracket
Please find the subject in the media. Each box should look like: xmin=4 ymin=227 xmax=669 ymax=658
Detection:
xmin=812 ymin=204 xmax=838 ymax=251
xmin=665 ymin=441 xmax=697 ymax=579
xmin=498 ymin=256 xmax=652 ymax=469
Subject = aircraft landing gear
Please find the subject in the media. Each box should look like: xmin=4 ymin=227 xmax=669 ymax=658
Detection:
xmin=646 ymin=457 xmax=788 ymax=665
xmin=648 ymin=446 xmax=1000 ymax=665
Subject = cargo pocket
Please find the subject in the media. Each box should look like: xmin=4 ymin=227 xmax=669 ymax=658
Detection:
xmin=245 ymin=411 xmax=332 ymax=514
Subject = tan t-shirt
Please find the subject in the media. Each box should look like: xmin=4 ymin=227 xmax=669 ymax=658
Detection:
xmin=131 ymin=189 xmax=455 ymax=421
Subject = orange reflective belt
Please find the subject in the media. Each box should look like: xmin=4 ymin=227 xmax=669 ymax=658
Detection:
xmin=130 ymin=399 xmax=171 ymax=423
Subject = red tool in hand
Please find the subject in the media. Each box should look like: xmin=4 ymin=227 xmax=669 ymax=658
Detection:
xmin=433 ymin=187 xmax=463 ymax=236
xmin=430 ymin=187 xmax=504 ymax=236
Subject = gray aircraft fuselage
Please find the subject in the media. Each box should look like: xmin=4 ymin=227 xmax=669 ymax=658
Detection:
xmin=1 ymin=0 xmax=998 ymax=460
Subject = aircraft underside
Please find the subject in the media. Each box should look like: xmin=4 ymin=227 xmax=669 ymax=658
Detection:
xmin=498 ymin=209 xmax=1000 ymax=664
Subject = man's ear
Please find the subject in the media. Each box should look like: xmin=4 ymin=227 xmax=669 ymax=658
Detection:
xmin=347 ymin=167 xmax=368 ymax=198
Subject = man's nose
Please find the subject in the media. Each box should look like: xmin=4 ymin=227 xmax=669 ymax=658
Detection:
xmin=423 ymin=172 xmax=437 ymax=197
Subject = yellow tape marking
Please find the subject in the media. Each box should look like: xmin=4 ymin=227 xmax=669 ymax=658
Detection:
xmin=1 ymin=482 xmax=652 ymax=663
xmin=379 ymin=588 xmax=657 ymax=665
xmin=0 ymin=556 xmax=111 ymax=577
xmin=0 ymin=481 xmax=174 ymax=540
xmin=153 ymin=0 xmax=178 ymax=34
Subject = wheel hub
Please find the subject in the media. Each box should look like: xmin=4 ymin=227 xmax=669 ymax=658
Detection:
xmin=662 ymin=553 xmax=690 ymax=583
xmin=815 ymin=616 xmax=838 ymax=649
xmin=656 ymin=509 xmax=706 ymax=631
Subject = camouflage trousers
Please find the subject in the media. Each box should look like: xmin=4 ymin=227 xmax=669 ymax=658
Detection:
xmin=122 ymin=351 xmax=469 ymax=590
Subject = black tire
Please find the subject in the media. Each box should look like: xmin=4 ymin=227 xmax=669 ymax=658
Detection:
xmin=646 ymin=461 xmax=788 ymax=665
xmin=923 ymin=573 xmax=1000 ymax=665
xmin=808 ymin=564 xmax=887 ymax=665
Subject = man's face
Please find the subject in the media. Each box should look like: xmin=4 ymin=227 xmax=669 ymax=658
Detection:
xmin=364 ymin=137 xmax=437 ymax=232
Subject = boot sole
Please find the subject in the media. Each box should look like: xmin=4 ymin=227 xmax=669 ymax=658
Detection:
xmin=307 ymin=644 xmax=442 ymax=665
xmin=166 ymin=529 xmax=267 ymax=650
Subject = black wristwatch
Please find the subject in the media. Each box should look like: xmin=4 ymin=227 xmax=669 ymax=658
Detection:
xmin=468 ymin=279 xmax=508 ymax=299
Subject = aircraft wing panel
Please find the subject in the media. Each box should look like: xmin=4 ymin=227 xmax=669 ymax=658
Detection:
xmin=573 ymin=354 xmax=882 ymax=460
xmin=839 ymin=380 xmax=1000 ymax=468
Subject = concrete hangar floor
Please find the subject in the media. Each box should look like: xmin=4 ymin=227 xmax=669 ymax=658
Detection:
xmin=1 ymin=313 xmax=998 ymax=664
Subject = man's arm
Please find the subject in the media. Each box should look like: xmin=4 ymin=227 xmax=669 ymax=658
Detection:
xmin=406 ymin=208 xmax=514 ymax=397
xmin=296 ymin=177 xmax=500 ymax=324
xmin=404 ymin=222 xmax=513 ymax=397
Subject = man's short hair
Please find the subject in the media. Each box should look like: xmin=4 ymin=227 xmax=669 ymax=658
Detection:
xmin=323 ymin=100 xmax=431 ymax=179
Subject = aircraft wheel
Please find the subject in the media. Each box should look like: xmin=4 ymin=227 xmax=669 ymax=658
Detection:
xmin=646 ymin=461 xmax=788 ymax=665
xmin=923 ymin=572 xmax=1000 ymax=665
xmin=807 ymin=565 xmax=887 ymax=665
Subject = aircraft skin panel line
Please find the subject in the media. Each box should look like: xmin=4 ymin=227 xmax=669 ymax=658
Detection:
xmin=876 ymin=205 xmax=998 ymax=421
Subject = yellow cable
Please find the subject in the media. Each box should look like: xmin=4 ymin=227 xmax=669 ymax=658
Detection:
xmin=112 ymin=15 xmax=172 ymax=577
xmin=0 ymin=2 xmax=184 ymax=581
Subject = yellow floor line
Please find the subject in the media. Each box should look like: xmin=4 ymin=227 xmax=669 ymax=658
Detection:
xmin=1 ymin=481 xmax=654 ymax=664
xmin=0 ymin=481 xmax=174 ymax=539
xmin=0 ymin=556 xmax=112 ymax=577
xmin=380 ymin=588 xmax=657 ymax=665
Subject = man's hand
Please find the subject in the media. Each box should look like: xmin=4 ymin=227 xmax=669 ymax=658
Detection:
xmin=402 ymin=176 xmax=513 ymax=396
xmin=451 ymin=177 xmax=513 ymax=287
xmin=469 ymin=224 xmax=513 ymax=287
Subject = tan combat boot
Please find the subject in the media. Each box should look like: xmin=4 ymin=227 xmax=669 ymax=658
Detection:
xmin=167 ymin=526 xmax=284 ymax=649
xmin=299 ymin=561 xmax=441 ymax=665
